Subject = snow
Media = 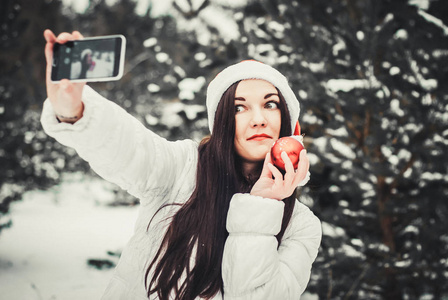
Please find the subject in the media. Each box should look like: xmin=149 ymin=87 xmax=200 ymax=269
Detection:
xmin=417 ymin=9 xmax=448 ymax=36
xmin=178 ymin=77 xmax=206 ymax=101
xmin=61 ymin=0 xmax=89 ymax=13
xmin=156 ymin=52 xmax=171 ymax=64
xmin=342 ymin=244 xmax=365 ymax=259
xmin=194 ymin=52 xmax=207 ymax=61
xmin=326 ymin=79 xmax=375 ymax=93
xmin=326 ymin=127 xmax=349 ymax=137
xmin=210 ymin=0 xmax=249 ymax=8
xmin=321 ymin=221 xmax=346 ymax=238
xmin=356 ymin=31 xmax=365 ymax=41
xmin=298 ymin=90 xmax=308 ymax=99
xmin=0 ymin=173 xmax=138 ymax=300
xmin=136 ymin=0 xmax=154 ymax=16
xmin=302 ymin=114 xmax=322 ymax=125
xmin=312 ymin=136 xmax=328 ymax=153
xmin=375 ymin=13 xmax=394 ymax=32
xmin=329 ymin=185 xmax=341 ymax=193
xmin=175 ymin=0 xmax=203 ymax=12
xmin=330 ymin=138 xmax=356 ymax=160
xmin=421 ymin=172 xmax=446 ymax=181
xmin=359 ymin=182 xmax=373 ymax=191
xmin=332 ymin=37 xmax=346 ymax=56
xmin=409 ymin=59 xmax=438 ymax=91
xmin=143 ymin=37 xmax=158 ymax=48
xmin=147 ymin=83 xmax=161 ymax=93
xmin=145 ymin=113 xmax=159 ymax=125
xmin=306 ymin=62 xmax=326 ymax=73
xmin=389 ymin=66 xmax=400 ymax=76
xmin=395 ymin=259 xmax=412 ymax=268
xmin=402 ymin=225 xmax=419 ymax=235
xmin=390 ymin=99 xmax=405 ymax=116
xmin=196 ymin=5 xmax=241 ymax=44
xmin=408 ymin=0 xmax=430 ymax=10
xmin=394 ymin=29 xmax=409 ymax=40
xmin=160 ymin=101 xmax=205 ymax=127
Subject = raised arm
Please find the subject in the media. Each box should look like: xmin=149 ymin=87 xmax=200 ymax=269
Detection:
xmin=41 ymin=30 xmax=198 ymax=205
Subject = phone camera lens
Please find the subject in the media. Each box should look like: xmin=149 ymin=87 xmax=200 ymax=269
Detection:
xmin=64 ymin=58 xmax=70 ymax=64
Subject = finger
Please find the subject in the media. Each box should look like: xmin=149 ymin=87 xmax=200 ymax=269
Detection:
xmin=44 ymin=29 xmax=56 ymax=64
xmin=59 ymin=78 xmax=85 ymax=94
xmin=259 ymin=152 xmax=273 ymax=178
xmin=44 ymin=29 xmax=57 ymax=43
xmin=56 ymin=32 xmax=74 ymax=43
xmin=44 ymin=30 xmax=57 ymax=84
xmin=296 ymin=171 xmax=311 ymax=187
xmin=293 ymin=150 xmax=310 ymax=186
xmin=267 ymin=163 xmax=283 ymax=186
xmin=281 ymin=150 xmax=295 ymax=171
xmin=72 ymin=31 xmax=84 ymax=39
xmin=281 ymin=151 xmax=295 ymax=185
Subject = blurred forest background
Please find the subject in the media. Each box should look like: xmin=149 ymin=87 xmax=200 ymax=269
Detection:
xmin=1 ymin=0 xmax=448 ymax=299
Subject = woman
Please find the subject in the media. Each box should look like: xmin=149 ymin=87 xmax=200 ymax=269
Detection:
xmin=41 ymin=30 xmax=322 ymax=300
xmin=79 ymin=48 xmax=94 ymax=79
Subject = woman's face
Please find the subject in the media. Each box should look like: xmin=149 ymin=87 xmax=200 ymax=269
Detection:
xmin=234 ymin=79 xmax=282 ymax=163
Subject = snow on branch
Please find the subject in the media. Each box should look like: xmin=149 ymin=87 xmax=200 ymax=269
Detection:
xmin=325 ymin=78 xmax=381 ymax=93
xmin=417 ymin=9 xmax=448 ymax=36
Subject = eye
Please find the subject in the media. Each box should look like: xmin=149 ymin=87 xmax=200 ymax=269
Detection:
xmin=265 ymin=101 xmax=279 ymax=109
xmin=235 ymin=105 xmax=245 ymax=113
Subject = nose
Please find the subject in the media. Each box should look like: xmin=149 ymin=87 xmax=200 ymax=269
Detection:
xmin=250 ymin=109 xmax=267 ymax=128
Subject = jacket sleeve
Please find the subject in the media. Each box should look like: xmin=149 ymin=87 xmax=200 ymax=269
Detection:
xmin=222 ymin=194 xmax=322 ymax=299
xmin=40 ymin=85 xmax=197 ymax=205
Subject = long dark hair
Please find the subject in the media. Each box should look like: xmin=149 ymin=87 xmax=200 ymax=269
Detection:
xmin=145 ymin=81 xmax=296 ymax=300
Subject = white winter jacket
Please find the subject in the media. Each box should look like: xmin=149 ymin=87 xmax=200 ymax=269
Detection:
xmin=41 ymin=86 xmax=322 ymax=299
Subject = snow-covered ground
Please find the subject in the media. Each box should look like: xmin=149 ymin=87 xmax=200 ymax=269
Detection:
xmin=0 ymin=172 xmax=319 ymax=300
xmin=0 ymin=173 xmax=138 ymax=300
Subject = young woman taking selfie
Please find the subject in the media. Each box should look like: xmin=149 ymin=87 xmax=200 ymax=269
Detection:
xmin=41 ymin=30 xmax=322 ymax=300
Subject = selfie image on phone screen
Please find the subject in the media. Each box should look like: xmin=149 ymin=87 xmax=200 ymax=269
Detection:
xmin=51 ymin=35 xmax=125 ymax=82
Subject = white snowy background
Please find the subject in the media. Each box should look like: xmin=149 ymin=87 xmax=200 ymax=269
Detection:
xmin=0 ymin=173 xmax=138 ymax=299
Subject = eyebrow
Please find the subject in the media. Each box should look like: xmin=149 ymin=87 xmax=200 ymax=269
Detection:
xmin=264 ymin=93 xmax=279 ymax=99
xmin=234 ymin=93 xmax=279 ymax=101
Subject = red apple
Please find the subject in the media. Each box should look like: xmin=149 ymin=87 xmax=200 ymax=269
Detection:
xmin=270 ymin=136 xmax=305 ymax=171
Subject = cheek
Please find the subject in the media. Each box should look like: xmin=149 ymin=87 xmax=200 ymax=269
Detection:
xmin=269 ymin=111 xmax=282 ymax=135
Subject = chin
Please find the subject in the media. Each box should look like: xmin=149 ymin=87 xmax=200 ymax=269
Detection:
xmin=252 ymin=149 xmax=270 ymax=162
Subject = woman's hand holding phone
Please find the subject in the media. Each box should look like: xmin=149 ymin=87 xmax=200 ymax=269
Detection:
xmin=44 ymin=29 xmax=85 ymax=123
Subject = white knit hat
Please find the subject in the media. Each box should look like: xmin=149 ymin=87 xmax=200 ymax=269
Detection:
xmin=206 ymin=60 xmax=300 ymax=134
xmin=81 ymin=49 xmax=92 ymax=59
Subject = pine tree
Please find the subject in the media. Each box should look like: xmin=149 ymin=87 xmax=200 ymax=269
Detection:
xmin=239 ymin=0 xmax=448 ymax=298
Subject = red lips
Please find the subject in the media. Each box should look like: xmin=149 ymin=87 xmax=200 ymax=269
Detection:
xmin=247 ymin=133 xmax=272 ymax=141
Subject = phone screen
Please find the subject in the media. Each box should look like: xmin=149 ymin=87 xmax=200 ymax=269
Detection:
xmin=51 ymin=35 xmax=125 ymax=82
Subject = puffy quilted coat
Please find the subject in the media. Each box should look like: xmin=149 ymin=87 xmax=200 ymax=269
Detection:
xmin=41 ymin=86 xmax=322 ymax=299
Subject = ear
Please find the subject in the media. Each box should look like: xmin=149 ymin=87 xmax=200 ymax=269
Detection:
xmin=294 ymin=121 xmax=301 ymax=136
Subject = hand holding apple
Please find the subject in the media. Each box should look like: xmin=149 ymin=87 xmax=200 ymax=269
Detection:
xmin=270 ymin=136 xmax=305 ymax=171
xmin=250 ymin=143 xmax=309 ymax=200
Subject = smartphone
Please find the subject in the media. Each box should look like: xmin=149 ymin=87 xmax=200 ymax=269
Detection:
xmin=51 ymin=35 xmax=126 ymax=83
